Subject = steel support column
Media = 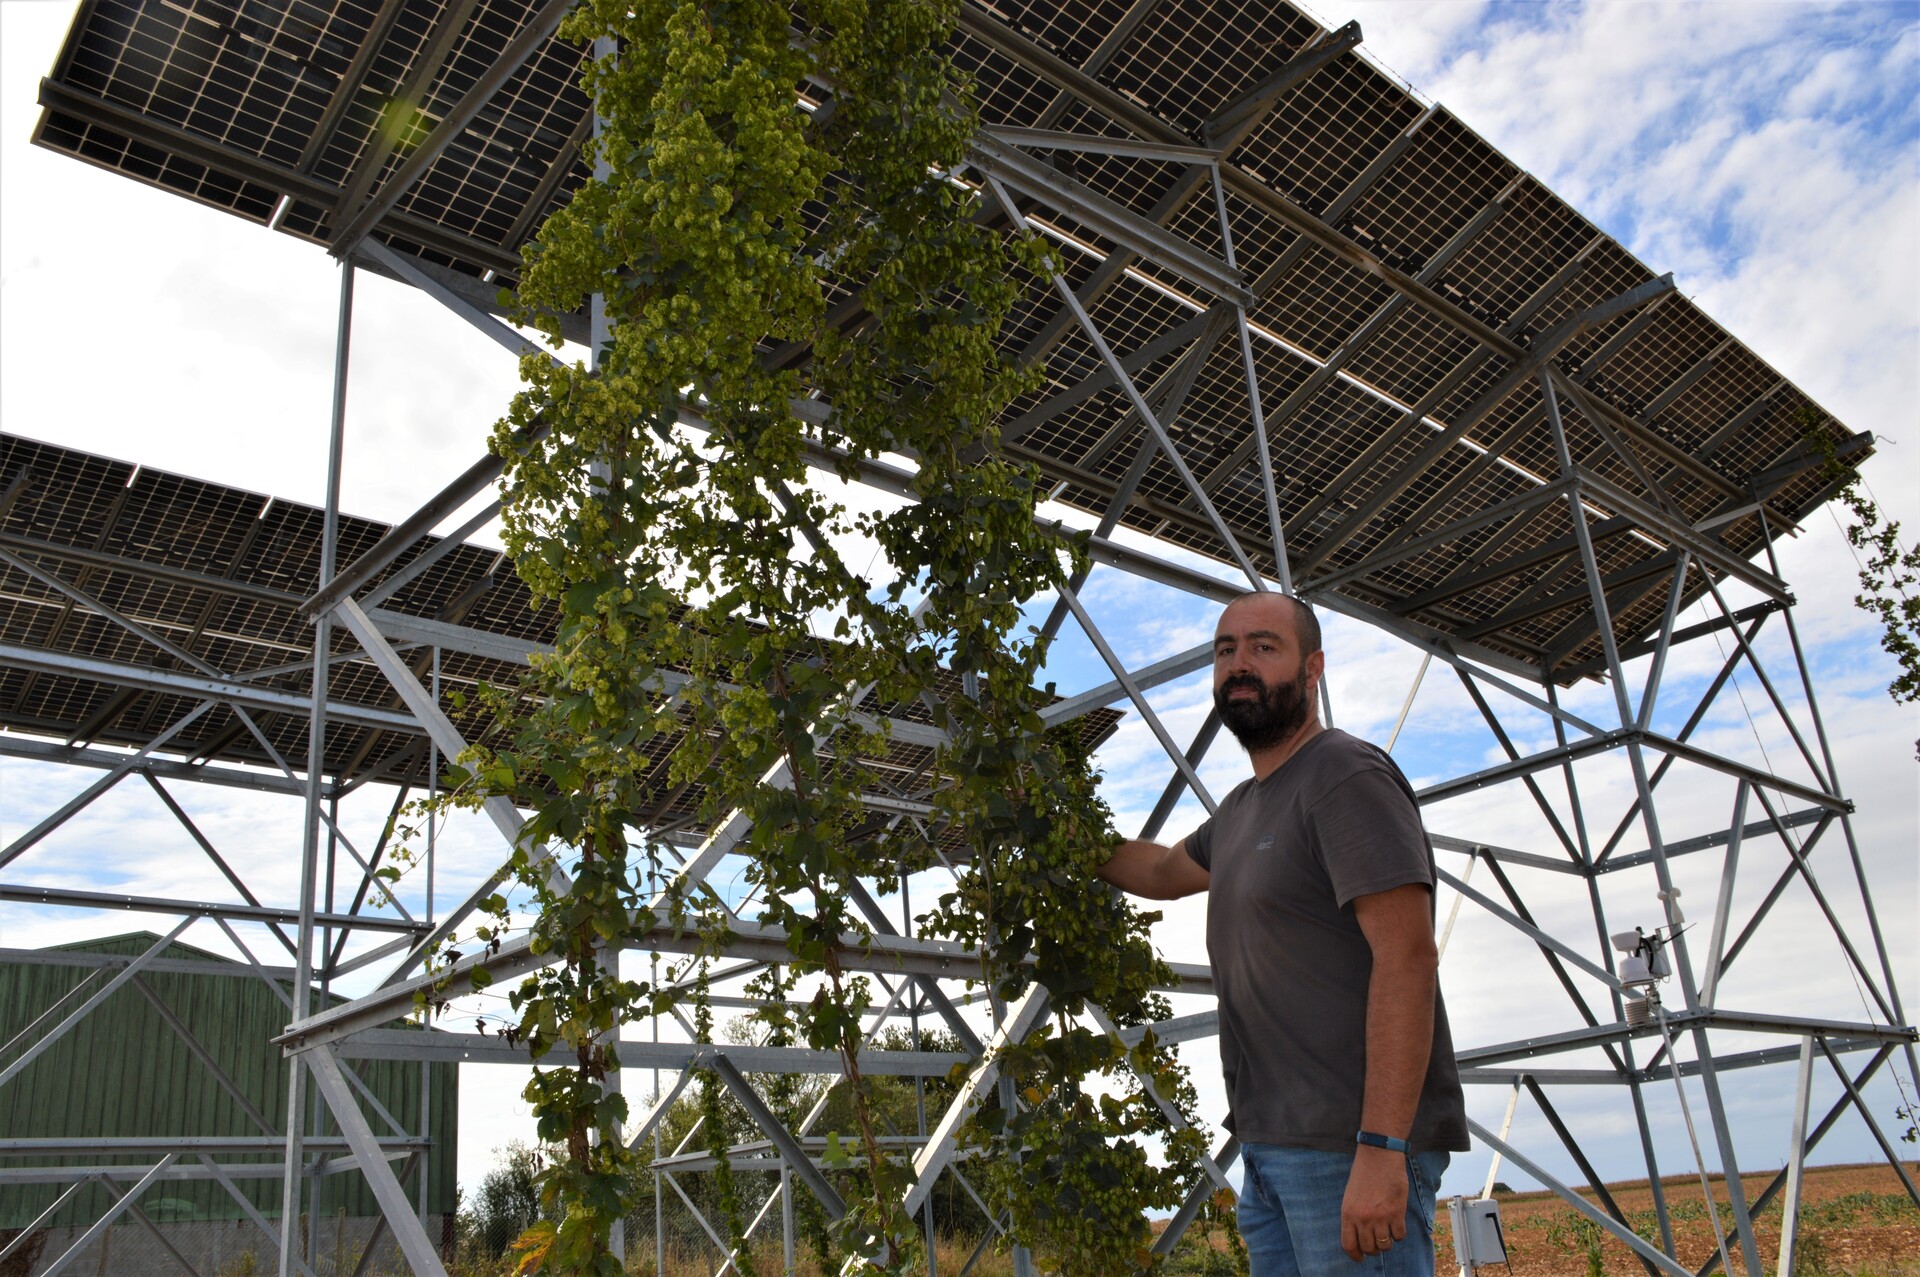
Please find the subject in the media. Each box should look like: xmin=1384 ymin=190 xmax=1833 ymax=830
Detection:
xmin=279 ymin=260 xmax=352 ymax=1277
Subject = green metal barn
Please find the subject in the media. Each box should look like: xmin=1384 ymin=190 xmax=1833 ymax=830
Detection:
xmin=0 ymin=931 xmax=457 ymax=1272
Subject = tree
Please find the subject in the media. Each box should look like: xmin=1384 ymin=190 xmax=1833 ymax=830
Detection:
xmin=467 ymin=1142 xmax=549 ymax=1259
xmin=1804 ymin=413 xmax=1920 ymax=758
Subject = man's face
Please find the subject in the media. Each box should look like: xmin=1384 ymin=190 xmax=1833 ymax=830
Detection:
xmin=1212 ymin=596 xmax=1320 ymax=752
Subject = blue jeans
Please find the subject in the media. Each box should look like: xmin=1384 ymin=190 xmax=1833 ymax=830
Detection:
xmin=1238 ymin=1143 xmax=1448 ymax=1276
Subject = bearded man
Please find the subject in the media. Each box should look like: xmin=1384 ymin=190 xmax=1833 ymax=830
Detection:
xmin=1097 ymin=591 xmax=1468 ymax=1275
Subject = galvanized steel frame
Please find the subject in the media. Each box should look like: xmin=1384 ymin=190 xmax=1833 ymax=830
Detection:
xmin=5 ymin=6 xmax=1915 ymax=1276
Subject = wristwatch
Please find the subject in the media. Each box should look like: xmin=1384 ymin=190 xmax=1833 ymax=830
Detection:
xmin=1355 ymin=1129 xmax=1411 ymax=1154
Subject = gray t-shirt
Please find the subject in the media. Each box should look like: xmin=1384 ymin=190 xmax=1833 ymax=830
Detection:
xmin=1185 ymin=728 xmax=1468 ymax=1153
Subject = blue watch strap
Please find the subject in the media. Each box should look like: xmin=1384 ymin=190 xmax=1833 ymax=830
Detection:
xmin=1355 ymin=1129 xmax=1411 ymax=1154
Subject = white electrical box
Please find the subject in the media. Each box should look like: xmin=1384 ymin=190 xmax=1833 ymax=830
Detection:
xmin=1447 ymin=1196 xmax=1508 ymax=1273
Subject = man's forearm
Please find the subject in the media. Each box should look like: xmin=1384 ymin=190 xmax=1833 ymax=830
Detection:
xmin=1359 ymin=946 xmax=1437 ymax=1140
xmin=1097 ymin=839 xmax=1165 ymax=895
xmin=1096 ymin=838 xmax=1207 ymax=899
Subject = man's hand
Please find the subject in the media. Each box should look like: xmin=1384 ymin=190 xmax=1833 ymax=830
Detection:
xmin=1341 ymin=1145 xmax=1409 ymax=1261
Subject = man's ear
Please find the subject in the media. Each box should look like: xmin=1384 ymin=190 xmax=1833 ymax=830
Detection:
xmin=1305 ymin=649 xmax=1326 ymax=689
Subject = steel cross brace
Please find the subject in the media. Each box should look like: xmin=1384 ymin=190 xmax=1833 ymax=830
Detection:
xmin=1468 ymin=1120 xmax=1692 ymax=1277
xmin=1433 ymin=866 xmax=1621 ymax=990
xmin=197 ymin=1154 xmax=322 ymax=1277
xmin=0 ymin=543 xmax=231 ymax=683
xmin=993 ymin=14 xmax=1364 ymax=375
xmin=145 ymin=772 xmax=301 ymax=956
xmin=1813 ymin=1038 xmax=1920 ymax=1204
xmin=1074 ymin=301 xmax=1238 ymax=481
xmin=0 ymin=919 xmax=193 ymax=1090
xmin=987 ymin=174 xmax=1268 ymax=590
xmin=37 ymin=1156 xmax=181 ymax=1277
xmin=1056 ymin=581 xmax=1217 ymax=812
xmin=970 ymin=135 xmax=1249 ymax=307
xmin=706 ymin=1052 xmax=848 ymax=1220
xmin=882 ymin=984 xmax=1050 ymax=1254
xmin=1149 ymin=1136 xmax=1241 ymax=1260
xmin=0 ymin=696 xmax=224 ymax=869
xmin=1001 ymin=306 xmax=1218 ymax=446
xmin=0 ymin=1183 xmax=84 ymax=1265
xmin=1452 ymin=669 xmax=1584 ymax=864
xmin=328 ymin=596 xmax=580 ymax=987
xmin=1691 ymin=1044 xmax=1902 ymax=1277
xmin=1087 ymin=1005 xmax=1233 ymax=1193
xmin=1140 ymin=708 xmax=1224 ymax=843
xmin=95 ymin=1174 xmax=211 ymax=1277
xmin=303 ymin=1045 xmax=450 ymax=1277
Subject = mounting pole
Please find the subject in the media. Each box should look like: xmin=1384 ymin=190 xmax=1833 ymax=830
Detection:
xmin=280 ymin=259 xmax=352 ymax=1277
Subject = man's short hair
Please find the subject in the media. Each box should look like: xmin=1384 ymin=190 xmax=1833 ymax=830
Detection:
xmin=1277 ymin=593 xmax=1321 ymax=658
xmin=1226 ymin=591 xmax=1321 ymax=657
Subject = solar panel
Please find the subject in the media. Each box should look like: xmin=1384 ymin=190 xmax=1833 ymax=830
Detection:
xmin=0 ymin=435 xmax=1118 ymax=840
xmin=28 ymin=0 xmax=1868 ymax=682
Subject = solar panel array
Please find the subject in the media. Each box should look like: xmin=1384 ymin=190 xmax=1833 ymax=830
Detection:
xmin=31 ymin=0 xmax=1864 ymax=680
xmin=0 ymin=435 xmax=1118 ymax=826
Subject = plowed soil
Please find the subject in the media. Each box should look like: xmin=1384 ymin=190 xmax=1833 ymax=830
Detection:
xmin=1434 ymin=1161 xmax=1919 ymax=1276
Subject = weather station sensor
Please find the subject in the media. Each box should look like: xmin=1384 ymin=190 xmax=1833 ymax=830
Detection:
xmin=1448 ymin=1195 xmax=1510 ymax=1275
xmin=1613 ymin=926 xmax=1674 ymax=1027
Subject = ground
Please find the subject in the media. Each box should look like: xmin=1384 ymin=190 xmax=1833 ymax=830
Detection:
xmin=1145 ymin=1160 xmax=1919 ymax=1277
xmin=1446 ymin=1161 xmax=1920 ymax=1277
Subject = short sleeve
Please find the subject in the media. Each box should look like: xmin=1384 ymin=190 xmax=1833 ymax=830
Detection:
xmin=1184 ymin=817 xmax=1215 ymax=871
xmin=1309 ymin=766 xmax=1434 ymax=907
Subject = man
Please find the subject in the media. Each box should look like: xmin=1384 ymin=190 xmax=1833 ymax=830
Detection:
xmin=1098 ymin=591 xmax=1468 ymax=1275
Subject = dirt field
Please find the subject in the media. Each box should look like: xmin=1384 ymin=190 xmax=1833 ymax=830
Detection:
xmin=1430 ymin=1161 xmax=1919 ymax=1277
xmin=1142 ymin=1161 xmax=1918 ymax=1276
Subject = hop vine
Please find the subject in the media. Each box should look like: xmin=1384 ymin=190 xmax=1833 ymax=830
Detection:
xmin=401 ymin=0 xmax=1211 ymax=1272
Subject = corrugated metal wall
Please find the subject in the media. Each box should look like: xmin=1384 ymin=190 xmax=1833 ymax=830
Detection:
xmin=0 ymin=932 xmax=458 ymax=1229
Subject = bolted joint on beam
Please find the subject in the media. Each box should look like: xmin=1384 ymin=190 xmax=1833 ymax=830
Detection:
xmin=1203 ymin=20 xmax=1363 ymax=145
xmin=1542 ymin=273 xmax=1676 ymax=355
xmin=968 ymin=135 xmax=1252 ymax=306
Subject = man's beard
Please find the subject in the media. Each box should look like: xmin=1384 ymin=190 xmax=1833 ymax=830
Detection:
xmin=1215 ymin=668 xmax=1311 ymax=753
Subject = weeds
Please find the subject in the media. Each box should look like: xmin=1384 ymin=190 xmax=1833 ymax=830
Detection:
xmin=1544 ymin=1212 xmax=1606 ymax=1277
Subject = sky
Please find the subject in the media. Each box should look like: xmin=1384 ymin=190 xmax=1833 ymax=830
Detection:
xmin=1 ymin=0 xmax=1916 ymax=1221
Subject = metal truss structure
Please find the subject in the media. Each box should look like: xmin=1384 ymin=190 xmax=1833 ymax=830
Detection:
xmin=8 ymin=0 xmax=1917 ymax=1274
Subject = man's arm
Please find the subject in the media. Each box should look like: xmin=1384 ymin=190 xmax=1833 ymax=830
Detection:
xmin=1341 ymin=882 xmax=1440 ymax=1261
xmin=1096 ymin=839 xmax=1210 ymax=899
